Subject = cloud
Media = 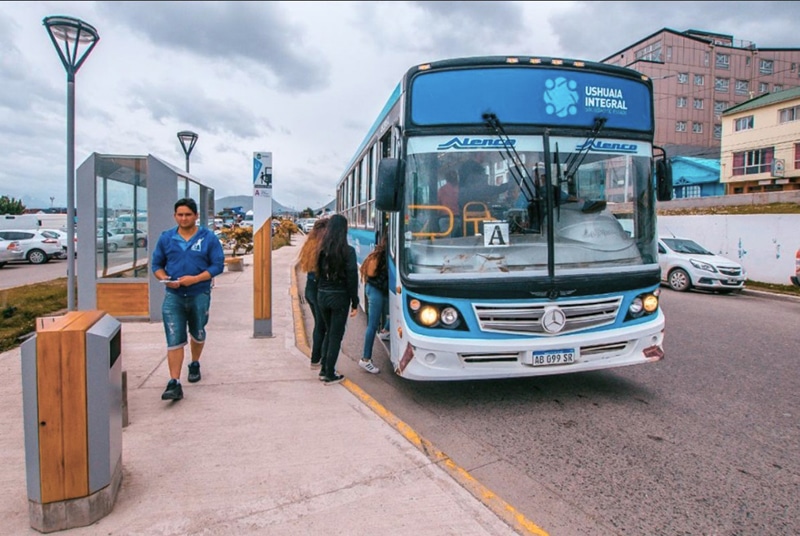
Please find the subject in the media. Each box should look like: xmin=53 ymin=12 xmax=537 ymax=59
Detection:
xmin=0 ymin=1 xmax=797 ymax=212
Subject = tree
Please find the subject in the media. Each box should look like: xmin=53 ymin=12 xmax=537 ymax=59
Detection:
xmin=0 ymin=196 xmax=25 ymax=214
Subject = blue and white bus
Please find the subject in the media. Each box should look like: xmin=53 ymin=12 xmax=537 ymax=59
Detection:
xmin=336 ymin=56 xmax=672 ymax=381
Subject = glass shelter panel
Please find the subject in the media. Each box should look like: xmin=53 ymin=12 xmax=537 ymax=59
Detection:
xmin=94 ymin=156 xmax=149 ymax=278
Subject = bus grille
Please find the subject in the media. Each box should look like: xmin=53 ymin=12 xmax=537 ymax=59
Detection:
xmin=473 ymin=296 xmax=622 ymax=336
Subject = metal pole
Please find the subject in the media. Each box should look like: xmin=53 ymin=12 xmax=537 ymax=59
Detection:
xmin=66 ymin=75 xmax=76 ymax=311
xmin=185 ymin=154 xmax=190 ymax=173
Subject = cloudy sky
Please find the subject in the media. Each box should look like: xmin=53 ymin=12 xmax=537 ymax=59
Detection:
xmin=1 ymin=1 xmax=798 ymax=211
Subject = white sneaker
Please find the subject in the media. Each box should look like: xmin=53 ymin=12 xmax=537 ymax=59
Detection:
xmin=359 ymin=360 xmax=380 ymax=374
xmin=378 ymin=331 xmax=390 ymax=341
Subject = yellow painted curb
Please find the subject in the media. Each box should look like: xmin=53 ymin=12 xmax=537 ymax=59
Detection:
xmin=291 ymin=261 xmax=548 ymax=536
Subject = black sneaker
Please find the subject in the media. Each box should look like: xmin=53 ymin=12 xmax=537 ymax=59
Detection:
xmin=188 ymin=361 xmax=201 ymax=383
xmin=323 ymin=373 xmax=344 ymax=386
xmin=161 ymin=379 xmax=183 ymax=400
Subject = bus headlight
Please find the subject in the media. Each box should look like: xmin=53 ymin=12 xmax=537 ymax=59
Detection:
xmin=629 ymin=297 xmax=644 ymax=315
xmin=407 ymin=297 xmax=466 ymax=330
xmin=627 ymin=292 xmax=659 ymax=320
xmin=440 ymin=307 xmax=459 ymax=326
xmin=418 ymin=306 xmax=439 ymax=326
xmin=643 ymin=294 xmax=659 ymax=313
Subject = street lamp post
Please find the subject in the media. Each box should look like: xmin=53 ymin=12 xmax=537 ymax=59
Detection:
xmin=43 ymin=15 xmax=99 ymax=311
xmin=177 ymin=131 xmax=199 ymax=173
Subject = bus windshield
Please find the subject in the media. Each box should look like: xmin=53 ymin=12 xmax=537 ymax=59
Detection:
xmin=400 ymin=135 xmax=657 ymax=279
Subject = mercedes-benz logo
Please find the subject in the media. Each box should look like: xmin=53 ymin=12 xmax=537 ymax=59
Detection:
xmin=541 ymin=306 xmax=567 ymax=334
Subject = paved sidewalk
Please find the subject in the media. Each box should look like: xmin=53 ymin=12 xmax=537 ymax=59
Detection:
xmin=0 ymin=237 xmax=526 ymax=535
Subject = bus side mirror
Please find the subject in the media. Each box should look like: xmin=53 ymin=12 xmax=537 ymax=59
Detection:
xmin=376 ymin=158 xmax=404 ymax=212
xmin=656 ymin=159 xmax=673 ymax=202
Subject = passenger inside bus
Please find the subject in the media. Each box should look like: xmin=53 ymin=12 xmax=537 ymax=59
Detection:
xmin=436 ymin=168 xmax=461 ymax=236
xmin=457 ymin=160 xmax=512 ymax=236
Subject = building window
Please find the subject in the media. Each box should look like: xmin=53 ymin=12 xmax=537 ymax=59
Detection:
xmin=759 ymin=82 xmax=769 ymax=94
xmin=773 ymin=85 xmax=783 ymax=93
xmin=693 ymin=74 xmax=704 ymax=86
xmin=795 ymin=143 xmax=800 ymax=169
xmin=746 ymin=56 xmax=751 ymax=66
xmin=714 ymin=124 xmax=722 ymax=139
xmin=760 ymin=59 xmax=774 ymax=74
xmin=635 ymin=40 xmax=662 ymax=62
xmin=677 ymin=72 xmax=689 ymax=84
xmin=716 ymin=53 xmax=730 ymax=69
xmin=715 ymin=77 xmax=729 ymax=92
xmin=779 ymin=105 xmax=800 ymax=123
xmin=732 ymin=147 xmax=774 ymax=176
xmin=792 ymin=63 xmax=797 ymax=72
xmin=666 ymin=46 xmax=672 ymax=61
xmin=676 ymin=121 xmax=687 ymax=132
xmin=704 ymin=51 xmax=710 ymax=66
xmin=693 ymin=98 xmax=704 ymax=110
xmin=676 ymin=96 xmax=687 ymax=108
xmin=714 ymin=101 xmax=728 ymax=115
xmin=692 ymin=122 xmax=703 ymax=133
xmin=734 ymin=115 xmax=754 ymax=131
xmin=682 ymin=185 xmax=701 ymax=198
xmin=735 ymin=80 xmax=749 ymax=95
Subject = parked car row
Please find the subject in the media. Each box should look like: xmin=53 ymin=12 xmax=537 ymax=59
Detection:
xmin=0 ymin=229 xmax=63 ymax=265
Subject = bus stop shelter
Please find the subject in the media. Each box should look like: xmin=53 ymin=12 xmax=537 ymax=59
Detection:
xmin=76 ymin=153 xmax=215 ymax=321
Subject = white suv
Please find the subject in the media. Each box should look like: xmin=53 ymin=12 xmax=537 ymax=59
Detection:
xmin=0 ymin=229 xmax=63 ymax=264
xmin=658 ymin=236 xmax=746 ymax=293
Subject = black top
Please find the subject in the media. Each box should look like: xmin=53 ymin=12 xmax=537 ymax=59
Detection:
xmin=317 ymin=246 xmax=360 ymax=310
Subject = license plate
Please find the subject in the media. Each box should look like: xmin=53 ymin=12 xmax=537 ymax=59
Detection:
xmin=727 ymin=279 xmax=738 ymax=284
xmin=531 ymin=348 xmax=576 ymax=366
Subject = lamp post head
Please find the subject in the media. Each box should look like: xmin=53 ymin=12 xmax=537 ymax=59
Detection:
xmin=178 ymin=131 xmax=199 ymax=173
xmin=43 ymin=15 xmax=99 ymax=79
xmin=177 ymin=130 xmax=199 ymax=157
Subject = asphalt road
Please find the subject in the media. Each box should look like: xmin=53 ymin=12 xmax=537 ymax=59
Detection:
xmin=316 ymin=281 xmax=800 ymax=536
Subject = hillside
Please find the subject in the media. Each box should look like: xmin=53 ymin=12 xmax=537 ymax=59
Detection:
xmin=215 ymin=195 xmax=295 ymax=214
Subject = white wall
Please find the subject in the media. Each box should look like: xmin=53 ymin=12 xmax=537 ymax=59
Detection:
xmin=659 ymin=214 xmax=800 ymax=285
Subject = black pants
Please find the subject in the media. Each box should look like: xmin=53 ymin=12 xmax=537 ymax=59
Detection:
xmin=305 ymin=274 xmax=326 ymax=363
xmin=317 ymin=288 xmax=350 ymax=378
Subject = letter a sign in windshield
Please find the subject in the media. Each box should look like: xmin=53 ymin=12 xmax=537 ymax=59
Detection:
xmin=483 ymin=221 xmax=509 ymax=247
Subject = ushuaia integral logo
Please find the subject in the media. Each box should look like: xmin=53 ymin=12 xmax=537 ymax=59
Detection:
xmin=544 ymin=77 xmax=579 ymax=118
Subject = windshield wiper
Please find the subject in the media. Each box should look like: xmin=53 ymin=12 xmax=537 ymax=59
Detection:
xmin=482 ymin=113 xmax=537 ymax=204
xmin=562 ymin=116 xmax=607 ymax=185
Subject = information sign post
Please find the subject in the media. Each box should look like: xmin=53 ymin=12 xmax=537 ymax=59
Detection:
xmin=252 ymin=152 xmax=273 ymax=338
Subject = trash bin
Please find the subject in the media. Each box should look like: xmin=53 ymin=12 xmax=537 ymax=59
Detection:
xmin=20 ymin=311 xmax=122 ymax=533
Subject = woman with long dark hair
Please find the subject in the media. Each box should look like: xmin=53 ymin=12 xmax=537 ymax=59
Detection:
xmin=297 ymin=217 xmax=329 ymax=367
xmin=316 ymin=214 xmax=359 ymax=384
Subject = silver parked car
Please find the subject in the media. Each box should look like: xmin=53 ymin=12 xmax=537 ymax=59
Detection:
xmin=0 ymin=229 xmax=63 ymax=264
xmin=658 ymin=236 xmax=746 ymax=293
xmin=0 ymin=237 xmax=25 ymax=267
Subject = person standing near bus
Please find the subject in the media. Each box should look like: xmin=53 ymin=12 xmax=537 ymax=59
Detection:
xmin=359 ymin=234 xmax=388 ymax=374
xmin=297 ymin=217 xmax=329 ymax=368
xmin=152 ymin=197 xmax=224 ymax=401
xmin=316 ymin=214 xmax=359 ymax=385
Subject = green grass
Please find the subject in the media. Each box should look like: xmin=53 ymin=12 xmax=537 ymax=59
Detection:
xmin=0 ymin=278 xmax=68 ymax=353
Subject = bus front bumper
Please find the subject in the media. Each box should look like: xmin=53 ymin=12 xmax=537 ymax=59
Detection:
xmin=393 ymin=313 xmax=665 ymax=381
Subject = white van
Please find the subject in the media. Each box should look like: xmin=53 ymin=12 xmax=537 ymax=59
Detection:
xmin=0 ymin=214 xmax=40 ymax=230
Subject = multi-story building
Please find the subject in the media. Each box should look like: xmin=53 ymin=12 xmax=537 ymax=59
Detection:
xmin=720 ymin=86 xmax=800 ymax=194
xmin=601 ymin=28 xmax=800 ymax=160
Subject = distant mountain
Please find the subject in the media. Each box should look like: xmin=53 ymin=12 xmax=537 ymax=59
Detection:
xmin=215 ymin=195 xmax=296 ymax=215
